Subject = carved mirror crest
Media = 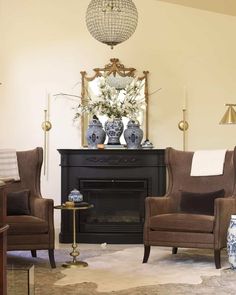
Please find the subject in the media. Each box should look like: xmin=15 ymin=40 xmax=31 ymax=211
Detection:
xmin=80 ymin=58 xmax=149 ymax=147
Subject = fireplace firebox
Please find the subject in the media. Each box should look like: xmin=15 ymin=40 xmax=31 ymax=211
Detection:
xmin=58 ymin=149 xmax=166 ymax=243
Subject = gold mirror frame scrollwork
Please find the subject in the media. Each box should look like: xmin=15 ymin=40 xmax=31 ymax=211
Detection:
xmin=80 ymin=58 xmax=149 ymax=147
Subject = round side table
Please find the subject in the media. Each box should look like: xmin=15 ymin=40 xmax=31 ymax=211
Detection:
xmin=54 ymin=204 xmax=93 ymax=268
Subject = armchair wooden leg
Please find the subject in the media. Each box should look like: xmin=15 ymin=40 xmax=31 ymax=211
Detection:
xmin=143 ymin=245 xmax=151 ymax=263
xmin=172 ymin=247 xmax=178 ymax=254
xmin=31 ymin=250 xmax=37 ymax=257
xmin=214 ymin=249 xmax=221 ymax=269
xmin=49 ymin=249 xmax=56 ymax=268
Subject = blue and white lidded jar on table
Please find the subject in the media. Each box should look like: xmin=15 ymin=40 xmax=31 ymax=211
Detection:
xmin=68 ymin=189 xmax=83 ymax=202
xmin=227 ymin=214 xmax=236 ymax=269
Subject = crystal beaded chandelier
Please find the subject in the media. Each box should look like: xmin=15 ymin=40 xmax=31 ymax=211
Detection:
xmin=86 ymin=0 xmax=138 ymax=49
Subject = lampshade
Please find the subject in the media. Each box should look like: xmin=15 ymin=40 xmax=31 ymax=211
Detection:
xmin=219 ymin=104 xmax=236 ymax=124
xmin=86 ymin=0 xmax=138 ymax=49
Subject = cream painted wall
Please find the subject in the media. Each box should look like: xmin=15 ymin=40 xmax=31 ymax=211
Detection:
xmin=1 ymin=0 xmax=236 ymax=228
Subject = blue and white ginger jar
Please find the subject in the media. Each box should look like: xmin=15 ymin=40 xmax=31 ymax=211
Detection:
xmin=68 ymin=189 xmax=83 ymax=202
xmin=124 ymin=120 xmax=143 ymax=149
xmin=86 ymin=117 xmax=106 ymax=149
xmin=227 ymin=214 xmax=236 ymax=269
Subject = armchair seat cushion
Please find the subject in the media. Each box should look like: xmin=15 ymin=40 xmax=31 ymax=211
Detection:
xmin=6 ymin=216 xmax=48 ymax=235
xmin=150 ymin=213 xmax=214 ymax=233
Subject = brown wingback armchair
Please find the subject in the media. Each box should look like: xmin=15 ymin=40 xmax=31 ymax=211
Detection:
xmin=0 ymin=185 xmax=9 ymax=295
xmin=143 ymin=147 xmax=236 ymax=269
xmin=4 ymin=147 xmax=55 ymax=268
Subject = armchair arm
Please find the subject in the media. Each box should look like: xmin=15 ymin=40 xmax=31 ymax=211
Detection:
xmin=31 ymin=197 xmax=55 ymax=248
xmin=143 ymin=196 xmax=174 ymax=244
xmin=145 ymin=196 xmax=173 ymax=218
xmin=214 ymin=197 xmax=236 ymax=249
xmin=32 ymin=197 xmax=54 ymax=222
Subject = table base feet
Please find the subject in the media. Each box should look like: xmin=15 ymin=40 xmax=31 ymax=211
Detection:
xmin=62 ymin=260 xmax=88 ymax=268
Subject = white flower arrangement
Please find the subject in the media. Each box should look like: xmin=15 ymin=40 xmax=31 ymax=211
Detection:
xmin=74 ymin=76 xmax=146 ymax=121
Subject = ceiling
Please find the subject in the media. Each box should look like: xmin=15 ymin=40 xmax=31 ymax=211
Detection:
xmin=158 ymin=0 xmax=236 ymax=16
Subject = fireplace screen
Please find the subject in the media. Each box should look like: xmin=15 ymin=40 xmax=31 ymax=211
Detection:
xmin=79 ymin=179 xmax=148 ymax=233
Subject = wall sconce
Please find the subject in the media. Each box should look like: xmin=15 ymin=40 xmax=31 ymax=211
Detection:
xmin=178 ymin=87 xmax=189 ymax=151
xmin=41 ymin=94 xmax=52 ymax=177
xmin=219 ymin=104 xmax=236 ymax=124
xmin=178 ymin=108 xmax=189 ymax=151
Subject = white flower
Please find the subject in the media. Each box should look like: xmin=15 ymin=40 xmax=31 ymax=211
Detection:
xmin=74 ymin=75 xmax=145 ymax=120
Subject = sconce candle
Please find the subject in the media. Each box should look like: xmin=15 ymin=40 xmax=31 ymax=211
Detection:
xmin=45 ymin=92 xmax=51 ymax=119
xmin=47 ymin=93 xmax=51 ymax=118
xmin=183 ymin=86 xmax=187 ymax=110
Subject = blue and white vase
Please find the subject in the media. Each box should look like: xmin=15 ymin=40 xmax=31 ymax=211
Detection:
xmin=68 ymin=188 xmax=83 ymax=202
xmin=227 ymin=214 xmax=236 ymax=269
xmin=86 ymin=117 xmax=106 ymax=149
xmin=104 ymin=118 xmax=124 ymax=145
xmin=124 ymin=120 xmax=143 ymax=149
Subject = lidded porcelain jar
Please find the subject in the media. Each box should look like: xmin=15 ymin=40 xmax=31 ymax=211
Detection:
xmin=124 ymin=120 xmax=143 ymax=149
xmin=68 ymin=189 xmax=83 ymax=202
xmin=86 ymin=116 xmax=106 ymax=149
xmin=227 ymin=214 xmax=236 ymax=269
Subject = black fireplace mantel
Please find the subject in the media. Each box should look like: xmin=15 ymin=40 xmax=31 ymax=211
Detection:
xmin=58 ymin=148 xmax=166 ymax=244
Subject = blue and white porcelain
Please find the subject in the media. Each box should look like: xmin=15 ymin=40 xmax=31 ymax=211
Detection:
xmin=141 ymin=139 xmax=154 ymax=149
xmin=124 ymin=120 xmax=143 ymax=149
xmin=68 ymin=189 xmax=83 ymax=202
xmin=86 ymin=117 xmax=106 ymax=149
xmin=104 ymin=118 xmax=124 ymax=145
xmin=227 ymin=214 xmax=236 ymax=269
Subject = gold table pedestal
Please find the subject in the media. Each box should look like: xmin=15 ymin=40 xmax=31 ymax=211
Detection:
xmin=62 ymin=261 xmax=88 ymax=268
xmin=54 ymin=204 xmax=93 ymax=268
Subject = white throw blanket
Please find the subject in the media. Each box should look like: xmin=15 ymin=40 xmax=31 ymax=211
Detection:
xmin=190 ymin=149 xmax=227 ymax=176
xmin=0 ymin=149 xmax=20 ymax=181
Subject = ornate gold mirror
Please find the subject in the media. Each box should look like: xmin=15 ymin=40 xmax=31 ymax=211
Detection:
xmin=80 ymin=58 xmax=149 ymax=147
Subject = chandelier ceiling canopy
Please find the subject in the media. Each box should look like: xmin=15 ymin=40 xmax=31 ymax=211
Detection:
xmin=86 ymin=0 xmax=138 ymax=49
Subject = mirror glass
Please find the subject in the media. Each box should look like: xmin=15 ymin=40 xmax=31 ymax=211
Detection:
xmin=81 ymin=58 xmax=149 ymax=146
